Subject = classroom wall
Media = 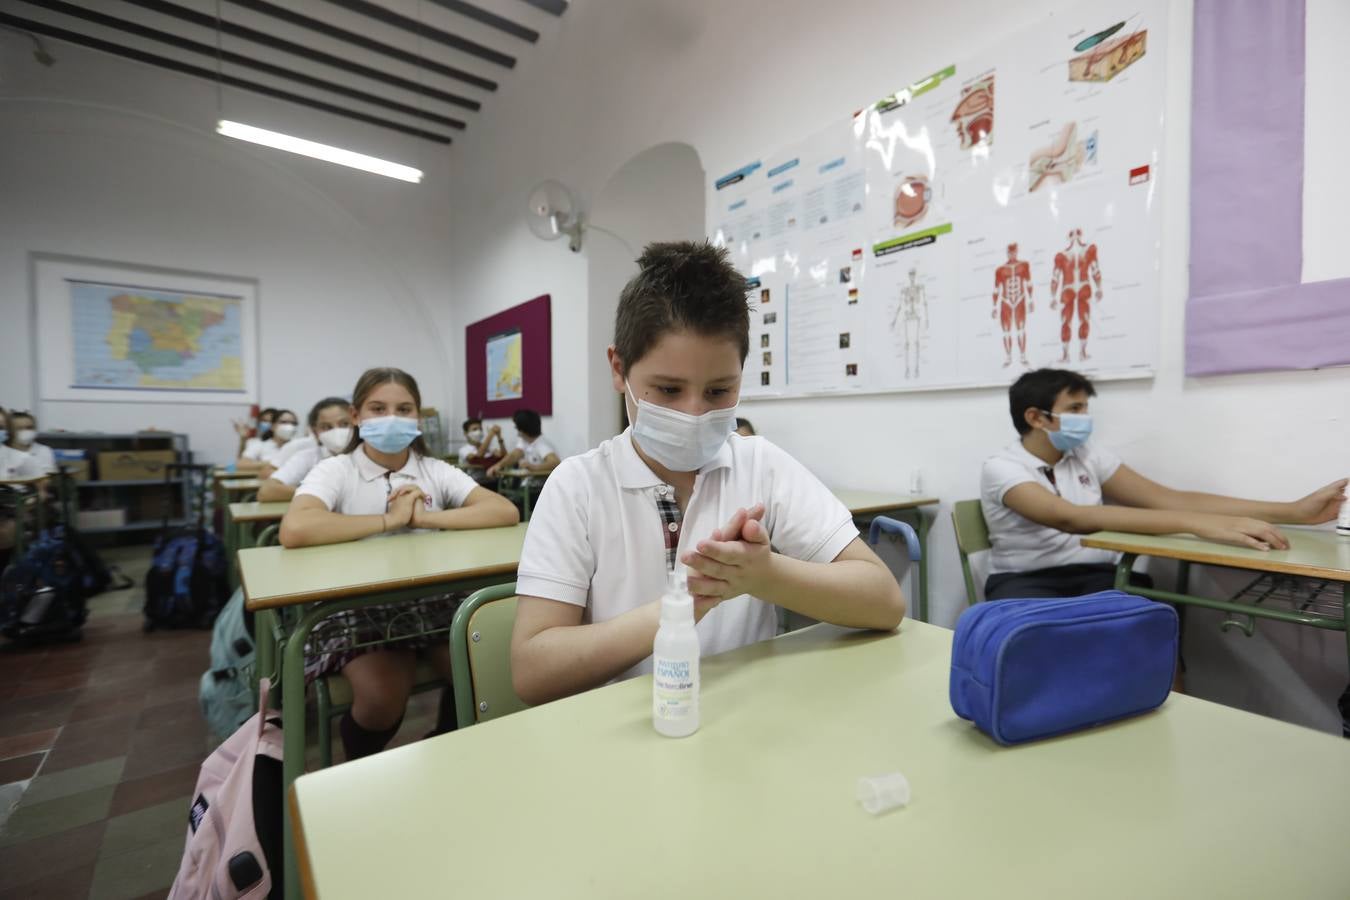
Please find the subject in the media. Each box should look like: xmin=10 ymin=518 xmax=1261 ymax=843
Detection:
xmin=443 ymin=0 xmax=1350 ymax=732
xmin=0 ymin=33 xmax=457 ymax=465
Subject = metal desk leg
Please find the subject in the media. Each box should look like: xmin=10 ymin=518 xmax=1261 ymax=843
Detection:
xmin=225 ymin=508 xmax=239 ymax=593
xmin=1114 ymin=554 xmax=1137 ymax=591
xmin=280 ymin=604 xmax=325 ymax=900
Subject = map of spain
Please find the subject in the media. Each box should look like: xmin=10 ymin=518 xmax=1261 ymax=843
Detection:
xmin=71 ymin=282 xmax=245 ymax=391
xmin=486 ymin=331 xmax=524 ymax=401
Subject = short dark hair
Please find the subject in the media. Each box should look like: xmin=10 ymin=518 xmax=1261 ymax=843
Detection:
xmin=258 ymin=407 xmax=277 ymax=421
xmin=513 ymin=409 xmax=541 ymax=438
xmin=735 ymin=417 xmax=755 ymax=435
xmin=613 ymin=240 xmax=751 ymax=372
xmin=1009 ymin=369 xmax=1096 ymax=435
xmin=308 ymin=397 xmax=350 ymax=428
xmin=462 ymin=417 xmax=482 ymax=433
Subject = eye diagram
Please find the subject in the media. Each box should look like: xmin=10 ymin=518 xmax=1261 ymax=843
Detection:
xmin=1050 ymin=228 xmax=1104 ymax=362
xmin=892 ymin=175 xmax=932 ymax=229
xmin=1069 ymin=23 xmax=1147 ymax=83
xmin=1028 ymin=122 xmax=1098 ymax=192
xmin=951 ymin=75 xmax=995 ymax=150
xmin=991 ymin=242 xmax=1034 ymax=368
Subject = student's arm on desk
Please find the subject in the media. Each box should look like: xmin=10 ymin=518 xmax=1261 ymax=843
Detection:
xmin=525 ymin=453 xmax=560 ymax=475
xmin=279 ymin=488 xmax=421 ymax=548
xmin=257 ymin=478 xmax=296 ymax=502
xmin=1103 ymin=466 xmax=1347 ymax=527
xmin=682 ymin=505 xmax=905 ymax=631
xmin=410 ymin=486 xmax=519 ymax=529
xmin=486 ymin=449 xmax=524 ymax=479
xmin=1003 ymin=481 xmax=1290 ymax=551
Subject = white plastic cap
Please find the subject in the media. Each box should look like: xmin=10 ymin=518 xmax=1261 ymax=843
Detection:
xmin=857 ymin=772 xmax=910 ymax=815
xmin=660 ymin=565 xmax=694 ymax=625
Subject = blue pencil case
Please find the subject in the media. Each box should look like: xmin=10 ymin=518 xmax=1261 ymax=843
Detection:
xmin=950 ymin=591 xmax=1177 ymax=745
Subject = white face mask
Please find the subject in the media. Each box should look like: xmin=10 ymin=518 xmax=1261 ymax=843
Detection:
xmin=317 ymin=427 xmax=352 ymax=455
xmin=273 ymin=422 xmax=298 ymax=440
xmin=467 ymin=429 xmax=484 ymax=443
xmin=15 ymin=429 xmax=37 ymax=447
xmin=626 ymin=381 xmax=738 ymax=473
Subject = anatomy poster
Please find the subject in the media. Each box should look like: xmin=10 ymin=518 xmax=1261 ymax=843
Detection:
xmin=712 ymin=0 xmax=1164 ymax=398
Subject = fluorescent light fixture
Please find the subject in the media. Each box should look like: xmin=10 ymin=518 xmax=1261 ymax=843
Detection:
xmin=216 ymin=120 xmax=423 ymax=183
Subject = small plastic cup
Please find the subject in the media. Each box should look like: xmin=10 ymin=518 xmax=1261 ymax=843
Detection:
xmin=857 ymin=772 xmax=910 ymax=815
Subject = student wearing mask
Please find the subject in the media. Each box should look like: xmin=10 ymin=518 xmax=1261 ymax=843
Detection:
xmin=237 ymin=409 xmax=299 ymax=470
xmin=981 ymin=368 xmax=1346 ymax=603
xmin=5 ymin=411 xmax=57 ymax=474
xmin=457 ymin=418 xmax=507 ymax=468
xmin=281 ymin=368 xmax=519 ymax=760
xmin=0 ymin=406 xmax=44 ymax=566
xmin=510 ymin=242 xmax=905 ymax=705
xmin=235 ymin=408 xmax=277 ymax=459
xmin=257 ymin=398 xmax=353 ymax=502
xmin=486 ymin=410 xmax=560 ymax=478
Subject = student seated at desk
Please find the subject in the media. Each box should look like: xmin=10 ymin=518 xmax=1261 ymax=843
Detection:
xmin=237 ymin=408 xmax=299 ymax=471
xmin=6 ymin=411 xmax=56 ymax=474
xmin=0 ymin=406 xmax=45 ymax=567
xmin=281 ymin=368 xmax=519 ymax=760
xmin=486 ymin=409 xmax=559 ymax=478
xmin=257 ymin=397 xmax=352 ymax=502
xmin=457 ymin=418 xmax=506 ymax=467
xmin=981 ymin=368 xmax=1346 ymax=602
xmin=510 ymin=241 xmax=905 ymax=705
xmin=234 ymin=407 xmax=277 ymax=459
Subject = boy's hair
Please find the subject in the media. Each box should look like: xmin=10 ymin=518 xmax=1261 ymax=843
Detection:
xmin=462 ymin=417 xmax=482 ymax=433
xmin=735 ymin=417 xmax=755 ymax=435
xmin=513 ymin=409 xmax=542 ymax=438
xmin=613 ymin=240 xmax=751 ymax=372
xmin=1009 ymin=369 xmax=1097 ymax=435
xmin=307 ymin=397 xmax=350 ymax=428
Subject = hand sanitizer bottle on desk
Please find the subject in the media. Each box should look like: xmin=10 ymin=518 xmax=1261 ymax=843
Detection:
xmin=653 ymin=566 xmax=700 ymax=738
xmin=1337 ymin=489 xmax=1350 ymax=537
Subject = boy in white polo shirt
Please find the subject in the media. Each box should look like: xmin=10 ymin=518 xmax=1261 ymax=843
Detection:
xmin=981 ymin=368 xmax=1346 ymax=602
xmin=511 ymin=241 xmax=906 ymax=705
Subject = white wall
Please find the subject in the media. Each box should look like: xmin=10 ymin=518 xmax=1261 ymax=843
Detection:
xmin=0 ymin=34 xmax=457 ymax=465
xmin=443 ymin=0 xmax=1350 ymax=733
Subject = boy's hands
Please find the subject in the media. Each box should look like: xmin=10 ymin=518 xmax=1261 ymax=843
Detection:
xmin=682 ymin=504 xmax=773 ymax=607
xmin=1288 ymin=479 xmax=1348 ymax=525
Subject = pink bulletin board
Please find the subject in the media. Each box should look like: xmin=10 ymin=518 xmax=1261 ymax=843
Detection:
xmin=465 ymin=294 xmax=553 ymax=418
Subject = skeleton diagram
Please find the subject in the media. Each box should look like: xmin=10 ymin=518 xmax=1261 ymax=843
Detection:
xmin=890 ymin=266 xmax=929 ymax=378
xmin=991 ymin=243 xmax=1033 ymax=367
xmin=1050 ymin=228 xmax=1103 ymax=361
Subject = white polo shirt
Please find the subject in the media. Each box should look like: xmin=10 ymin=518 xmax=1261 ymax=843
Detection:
xmin=517 ymin=429 xmax=858 ymax=679
xmin=980 ymin=438 xmax=1123 ymax=574
xmin=17 ymin=443 xmax=57 ymax=475
xmin=516 ymin=435 xmax=557 ymax=467
xmin=271 ymin=435 xmax=314 ymax=468
xmin=271 ymin=444 xmax=326 ymax=487
xmin=0 ymin=445 xmax=42 ymax=481
xmin=296 ymin=446 xmax=479 ymax=530
xmin=243 ymin=438 xmax=288 ymax=464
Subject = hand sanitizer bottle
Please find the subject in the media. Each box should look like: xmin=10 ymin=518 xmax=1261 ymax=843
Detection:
xmin=653 ymin=566 xmax=700 ymax=737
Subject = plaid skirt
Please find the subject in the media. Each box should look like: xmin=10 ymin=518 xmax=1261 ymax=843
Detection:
xmin=302 ymin=592 xmax=464 ymax=682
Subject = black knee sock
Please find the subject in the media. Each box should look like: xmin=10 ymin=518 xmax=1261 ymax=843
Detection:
xmin=339 ymin=710 xmax=403 ymax=761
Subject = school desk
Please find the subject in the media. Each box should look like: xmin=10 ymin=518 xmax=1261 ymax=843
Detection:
xmin=290 ymin=619 xmax=1350 ymax=900
xmin=1083 ymin=527 xmax=1350 ymax=680
xmin=239 ymin=523 xmax=528 ymax=900
xmin=832 ymin=489 xmax=939 ymax=622
xmin=223 ymin=500 xmax=290 ymax=590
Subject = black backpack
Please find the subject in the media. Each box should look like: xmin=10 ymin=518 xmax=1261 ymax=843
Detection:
xmin=144 ymin=464 xmax=230 ymax=631
xmin=0 ymin=527 xmax=97 ymax=645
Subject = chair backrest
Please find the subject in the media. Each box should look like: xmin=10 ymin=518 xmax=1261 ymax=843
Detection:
xmin=450 ymin=583 xmax=529 ymax=726
xmin=951 ymin=500 xmax=991 ymax=607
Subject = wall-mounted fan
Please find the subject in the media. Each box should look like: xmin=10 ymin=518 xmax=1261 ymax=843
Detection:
xmin=526 ymin=180 xmax=584 ymax=252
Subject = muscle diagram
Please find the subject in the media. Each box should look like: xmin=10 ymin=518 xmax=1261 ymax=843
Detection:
xmin=1028 ymin=122 xmax=1097 ymax=192
xmin=893 ymin=175 xmax=932 ymax=229
xmin=951 ymin=75 xmax=994 ymax=150
xmin=991 ymin=243 xmax=1033 ymax=368
xmin=890 ymin=266 xmax=929 ymax=379
xmin=1050 ymin=228 xmax=1103 ymax=362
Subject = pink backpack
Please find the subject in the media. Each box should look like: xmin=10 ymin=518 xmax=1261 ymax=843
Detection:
xmin=169 ymin=680 xmax=284 ymax=900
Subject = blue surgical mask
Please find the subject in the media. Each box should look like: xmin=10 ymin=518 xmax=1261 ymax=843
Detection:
xmin=360 ymin=415 xmax=422 ymax=454
xmin=258 ymin=421 xmax=272 ymax=437
xmin=1046 ymin=413 xmax=1093 ymax=451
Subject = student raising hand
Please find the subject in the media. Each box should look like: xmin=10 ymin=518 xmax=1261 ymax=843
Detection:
xmin=1289 ymin=479 xmax=1349 ymax=525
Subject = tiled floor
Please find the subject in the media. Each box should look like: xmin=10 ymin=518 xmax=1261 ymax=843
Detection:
xmin=0 ymin=544 xmax=440 ymax=899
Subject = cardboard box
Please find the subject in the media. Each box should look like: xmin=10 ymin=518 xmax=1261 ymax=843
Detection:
xmin=96 ymin=450 xmax=176 ymax=482
xmin=76 ymin=508 xmax=127 ymax=530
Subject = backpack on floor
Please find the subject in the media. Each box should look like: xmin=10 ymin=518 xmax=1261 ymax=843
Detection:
xmin=200 ymin=588 xmax=259 ymax=741
xmin=170 ymin=680 xmax=284 ymax=900
xmin=0 ymin=527 xmax=94 ymax=645
xmin=144 ymin=528 xmax=230 ymax=630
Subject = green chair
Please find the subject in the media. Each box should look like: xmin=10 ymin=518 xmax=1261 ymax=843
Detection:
xmin=952 ymin=499 xmax=991 ymax=606
xmin=314 ymin=660 xmax=447 ymax=768
xmin=450 ymin=583 xmax=529 ymax=727
xmin=255 ymin=522 xmax=281 ymax=547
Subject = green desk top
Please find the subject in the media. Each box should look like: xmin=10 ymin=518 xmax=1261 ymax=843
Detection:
xmin=832 ymin=488 xmax=938 ymax=516
xmin=1083 ymin=527 xmax=1350 ymax=581
xmin=240 ymin=523 xmax=527 ymax=610
xmin=220 ymin=478 xmax=261 ymax=492
xmin=291 ymin=620 xmax=1350 ymax=900
xmin=227 ymin=501 xmax=291 ymax=523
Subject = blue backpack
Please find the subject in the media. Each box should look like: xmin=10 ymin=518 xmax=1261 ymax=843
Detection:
xmin=144 ymin=528 xmax=229 ymax=631
xmin=199 ymin=588 xmax=259 ymax=741
xmin=0 ymin=525 xmax=117 ymax=646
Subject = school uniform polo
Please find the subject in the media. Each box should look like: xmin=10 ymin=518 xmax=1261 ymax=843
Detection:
xmin=243 ymin=438 xmax=288 ymax=465
xmin=296 ymin=445 xmax=478 ymax=524
xmin=270 ymin=435 xmax=314 ymax=468
xmin=0 ymin=445 xmax=42 ymax=481
xmin=516 ymin=435 xmax=557 ymax=467
xmin=17 ymin=442 xmax=57 ymax=475
xmin=517 ymin=429 xmax=858 ymax=679
xmin=271 ymin=444 xmax=327 ymax=487
xmin=980 ymin=438 xmax=1123 ymax=575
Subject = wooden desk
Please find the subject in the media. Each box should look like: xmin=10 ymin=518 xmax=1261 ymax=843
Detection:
xmin=291 ymin=620 xmax=1350 ymax=900
xmin=1082 ymin=526 xmax=1350 ymax=678
xmin=240 ymin=524 xmax=528 ymax=900
xmin=832 ymin=489 xmax=939 ymax=622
